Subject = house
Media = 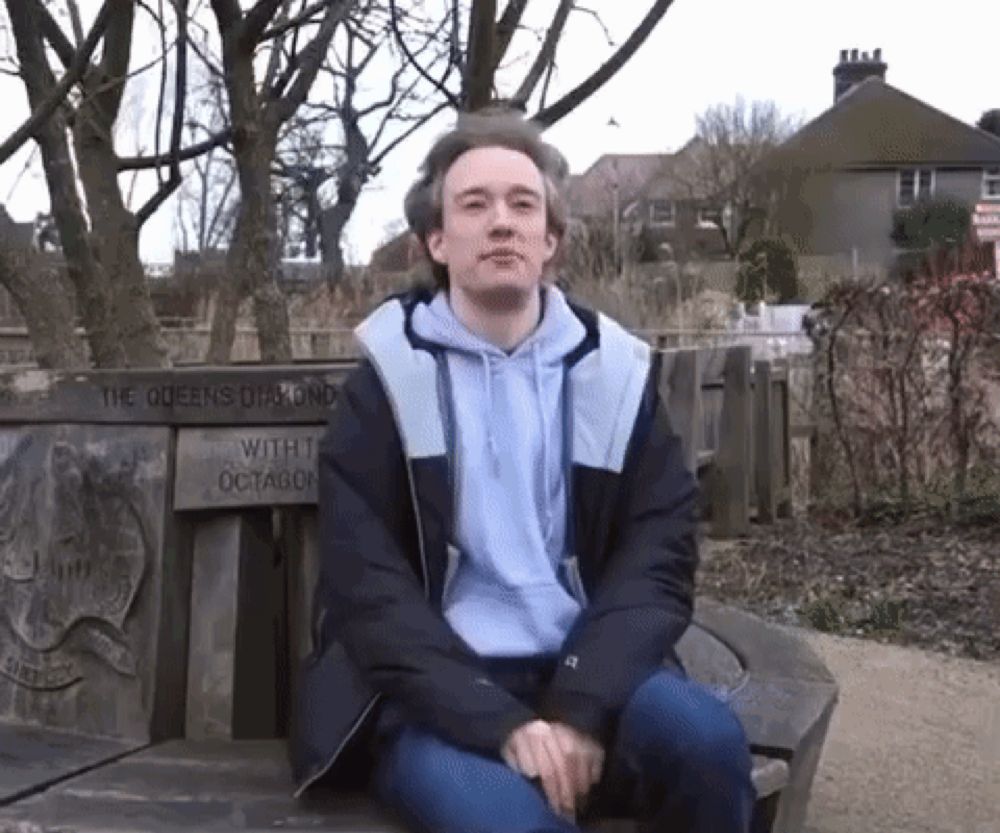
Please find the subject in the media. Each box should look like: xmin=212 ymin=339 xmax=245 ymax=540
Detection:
xmin=759 ymin=48 xmax=1000 ymax=268
xmin=564 ymin=145 xmax=731 ymax=262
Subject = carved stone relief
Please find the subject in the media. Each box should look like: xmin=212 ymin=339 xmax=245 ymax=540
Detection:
xmin=0 ymin=427 xmax=170 ymax=738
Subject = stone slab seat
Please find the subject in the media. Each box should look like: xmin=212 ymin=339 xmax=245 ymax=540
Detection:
xmin=0 ymin=739 xmax=788 ymax=833
xmin=0 ymin=609 xmax=798 ymax=833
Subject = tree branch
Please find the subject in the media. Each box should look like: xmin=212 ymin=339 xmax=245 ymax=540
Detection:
xmin=137 ymin=0 xmax=190 ymax=226
xmin=261 ymin=0 xmax=328 ymax=40
xmin=117 ymin=128 xmax=231 ymax=169
xmin=269 ymin=0 xmax=350 ymax=123
xmin=66 ymin=0 xmax=86 ymax=44
xmin=209 ymin=0 xmax=242 ymax=32
xmin=511 ymin=0 xmax=570 ymax=107
xmin=388 ymin=0 xmax=461 ymax=109
xmin=0 ymin=0 xmax=114 ymax=166
xmin=492 ymin=0 xmax=529 ymax=71
xmin=371 ymin=100 xmax=449 ymax=166
xmin=33 ymin=0 xmax=77 ymax=69
xmin=532 ymin=0 xmax=676 ymax=129
xmin=464 ymin=0 xmax=496 ymax=110
xmin=574 ymin=5 xmax=615 ymax=47
xmin=241 ymin=0 xmax=285 ymax=48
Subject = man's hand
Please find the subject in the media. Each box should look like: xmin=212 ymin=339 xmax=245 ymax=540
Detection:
xmin=500 ymin=719 xmax=604 ymax=820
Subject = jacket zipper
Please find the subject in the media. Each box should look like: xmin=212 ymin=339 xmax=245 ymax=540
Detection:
xmin=306 ymin=338 xmax=438 ymax=792
xmin=295 ymin=692 xmax=382 ymax=797
xmin=437 ymin=352 xmax=459 ymax=535
xmin=304 ymin=442 xmax=431 ymax=791
xmin=562 ymin=363 xmax=578 ymax=578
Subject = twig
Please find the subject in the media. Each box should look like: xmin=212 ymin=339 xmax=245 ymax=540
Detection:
xmin=0 ymin=0 xmax=114 ymax=165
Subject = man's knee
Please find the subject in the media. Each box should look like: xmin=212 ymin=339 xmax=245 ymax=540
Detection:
xmin=622 ymin=670 xmax=751 ymax=767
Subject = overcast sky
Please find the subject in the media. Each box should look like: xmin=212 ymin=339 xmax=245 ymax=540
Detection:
xmin=1 ymin=0 xmax=998 ymax=265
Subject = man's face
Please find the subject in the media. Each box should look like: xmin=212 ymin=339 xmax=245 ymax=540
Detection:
xmin=427 ymin=146 xmax=558 ymax=305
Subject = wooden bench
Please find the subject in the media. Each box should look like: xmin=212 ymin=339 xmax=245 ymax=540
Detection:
xmin=0 ymin=358 xmax=836 ymax=833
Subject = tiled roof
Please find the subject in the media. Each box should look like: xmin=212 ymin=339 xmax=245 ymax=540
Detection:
xmin=565 ymin=153 xmax=669 ymax=217
xmin=771 ymin=77 xmax=1000 ymax=169
xmin=637 ymin=138 xmax=717 ymax=201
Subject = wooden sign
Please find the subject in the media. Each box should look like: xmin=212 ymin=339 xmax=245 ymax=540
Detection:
xmin=174 ymin=426 xmax=325 ymax=510
xmin=0 ymin=365 xmax=352 ymax=426
xmin=973 ymin=201 xmax=1000 ymax=240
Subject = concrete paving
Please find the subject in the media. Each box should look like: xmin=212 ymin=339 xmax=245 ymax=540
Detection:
xmin=783 ymin=626 xmax=1000 ymax=833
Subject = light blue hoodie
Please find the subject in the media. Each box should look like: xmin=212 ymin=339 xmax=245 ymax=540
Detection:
xmin=410 ymin=284 xmax=589 ymax=658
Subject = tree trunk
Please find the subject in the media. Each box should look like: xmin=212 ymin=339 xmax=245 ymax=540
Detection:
xmin=319 ymin=104 xmax=368 ymax=285
xmin=5 ymin=0 xmax=125 ymax=367
xmin=208 ymin=125 xmax=291 ymax=364
xmin=0 ymin=244 xmax=85 ymax=368
xmin=72 ymin=0 xmax=168 ymax=368
xmin=74 ymin=121 xmax=169 ymax=367
xmin=319 ymin=182 xmax=362 ymax=286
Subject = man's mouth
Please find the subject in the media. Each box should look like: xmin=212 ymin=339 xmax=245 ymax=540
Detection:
xmin=483 ymin=249 xmax=521 ymax=260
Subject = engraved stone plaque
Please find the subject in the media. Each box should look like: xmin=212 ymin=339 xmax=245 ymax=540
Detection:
xmin=174 ymin=426 xmax=325 ymax=510
xmin=0 ymin=426 xmax=176 ymax=741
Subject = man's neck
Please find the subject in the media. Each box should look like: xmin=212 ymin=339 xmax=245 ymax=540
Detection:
xmin=448 ymin=285 xmax=544 ymax=353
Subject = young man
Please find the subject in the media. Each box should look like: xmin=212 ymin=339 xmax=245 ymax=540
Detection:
xmin=291 ymin=111 xmax=756 ymax=832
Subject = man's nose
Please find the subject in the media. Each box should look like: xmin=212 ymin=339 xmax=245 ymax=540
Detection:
xmin=488 ymin=201 xmax=515 ymax=231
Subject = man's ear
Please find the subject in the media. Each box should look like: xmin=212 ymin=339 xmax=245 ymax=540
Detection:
xmin=543 ymin=231 xmax=558 ymax=261
xmin=426 ymin=228 xmax=447 ymax=265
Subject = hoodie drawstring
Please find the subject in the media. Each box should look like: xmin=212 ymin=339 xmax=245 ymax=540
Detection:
xmin=481 ymin=352 xmax=501 ymax=477
xmin=532 ymin=342 xmax=554 ymax=544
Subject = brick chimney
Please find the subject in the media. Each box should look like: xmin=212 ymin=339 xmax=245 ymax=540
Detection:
xmin=833 ymin=47 xmax=887 ymax=102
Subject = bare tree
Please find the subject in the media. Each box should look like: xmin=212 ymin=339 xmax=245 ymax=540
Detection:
xmin=388 ymin=0 xmax=680 ymax=126
xmin=1 ymin=0 xmax=193 ymax=368
xmin=305 ymin=2 xmax=451 ymax=282
xmin=677 ymin=97 xmax=802 ymax=257
xmin=203 ymin=0 xmax=353 ymax=364
xmin=173 ymin=59 xmax=240 ymax=253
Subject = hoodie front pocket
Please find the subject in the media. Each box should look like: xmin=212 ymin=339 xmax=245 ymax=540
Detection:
xmin=562 ymin=555 xmax=589 ymax=606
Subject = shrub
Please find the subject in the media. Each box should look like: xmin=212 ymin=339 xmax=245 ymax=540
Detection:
xmin=891 ymin=197 xmax=970 ymax=249
xmin=736 ymin=237 xmax=800 ymax=303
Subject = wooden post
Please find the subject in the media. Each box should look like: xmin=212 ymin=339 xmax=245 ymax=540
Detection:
xmin=664 ymin=348 xmax=703 ymax=476
xmin=185 ymin=510 xmax=283 ymax=740
xmin=754 ymin=359 xmax=777 ymax=523
xmin=776 ymin=360 xmax=794 ymax=518
xmin=282 ymin=506 xmax=321 ymax=729
xmin=711 ymin=346 xmax=752 ymax=538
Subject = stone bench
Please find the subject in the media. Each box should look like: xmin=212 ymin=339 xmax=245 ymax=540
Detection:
xmin=0 ymin=363 xmax=838 ymax=833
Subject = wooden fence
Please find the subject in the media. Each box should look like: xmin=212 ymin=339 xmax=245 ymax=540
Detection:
xmin=660 ymin=345 xmax=794 ymax=537
xmin=0 ymin=323 xmax=795 ymax=535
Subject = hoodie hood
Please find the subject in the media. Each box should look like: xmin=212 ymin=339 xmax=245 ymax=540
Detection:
xmin=411 ymin=284 xmax=587 ymax=482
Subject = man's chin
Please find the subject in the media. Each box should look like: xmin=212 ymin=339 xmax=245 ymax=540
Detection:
xmin=465 ymin=277 xmax=538 ymax=312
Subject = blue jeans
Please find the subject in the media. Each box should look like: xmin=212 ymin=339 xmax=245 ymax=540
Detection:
xmin=371 ymin=666 xmax=756 ymax=833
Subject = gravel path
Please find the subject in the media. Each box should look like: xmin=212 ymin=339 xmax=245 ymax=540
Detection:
xmin=790 ymin=627 xmax=1000 ymax=833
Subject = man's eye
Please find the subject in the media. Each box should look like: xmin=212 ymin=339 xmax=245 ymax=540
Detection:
xmin=514 ymin=200 xmax=537 ymax=211
xmin=463 ymin=201 xmax=486 ymax=210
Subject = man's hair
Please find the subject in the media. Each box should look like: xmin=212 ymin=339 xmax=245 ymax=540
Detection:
xmin=403 ymin=108 xmax=570 ymax=290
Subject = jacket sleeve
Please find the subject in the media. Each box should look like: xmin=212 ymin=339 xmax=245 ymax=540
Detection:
xmin=315 ymin=362 xmax=536 ymax=753
xmin=538 ymin=386 xmax=699 ymax=744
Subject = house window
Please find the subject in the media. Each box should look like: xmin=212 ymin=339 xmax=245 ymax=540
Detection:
xmin=983 ymin=167 xmax=1000 ymax=200
xmin=897 ymin=168 xmax=934 ymax=207
xmin=648 ymin=199 xmax=675 ymax=226
xmin=697 ymin=205 xmax=724 ymax=228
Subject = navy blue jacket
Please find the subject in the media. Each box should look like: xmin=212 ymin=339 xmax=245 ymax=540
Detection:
xmin=290 ymin=286 xmax=699 ymax=795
